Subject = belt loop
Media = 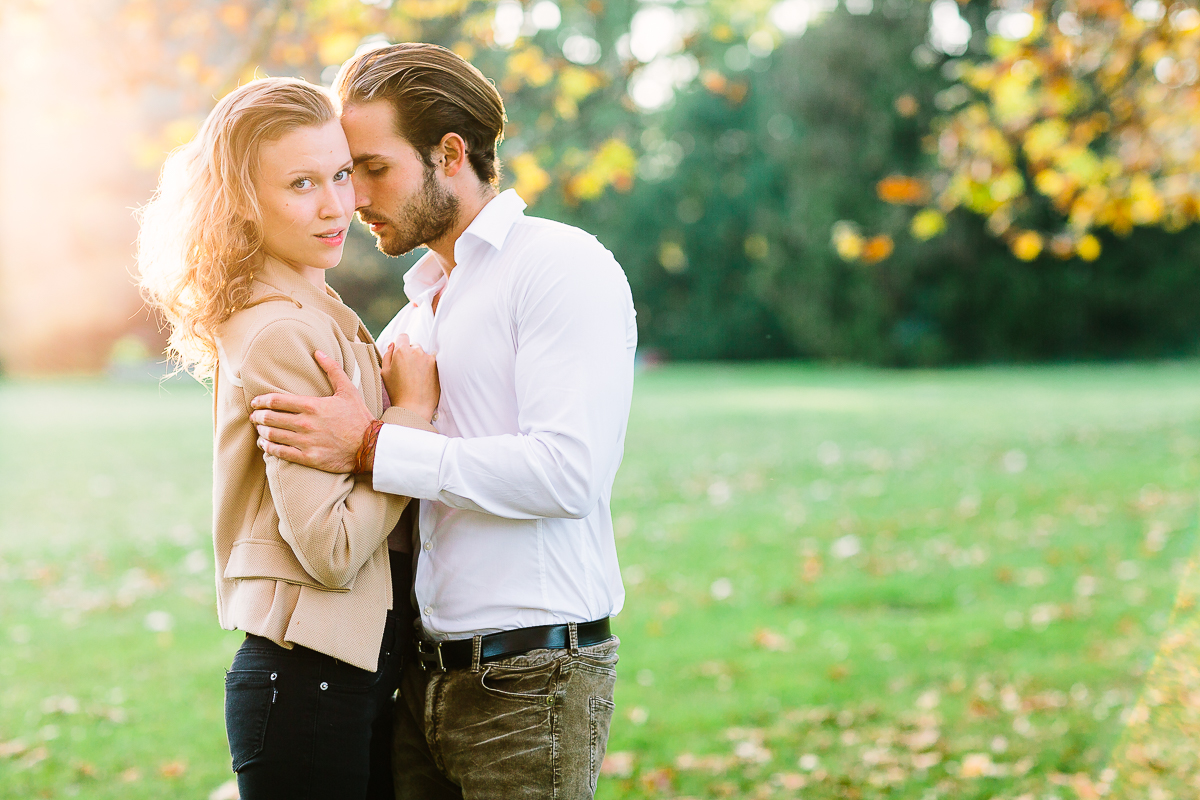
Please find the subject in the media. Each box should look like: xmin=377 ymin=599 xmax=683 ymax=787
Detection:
xmin=470 ymin=635 xmax=483 ymax=673
xmin=568 ymin=621 xmax=580 ymax=656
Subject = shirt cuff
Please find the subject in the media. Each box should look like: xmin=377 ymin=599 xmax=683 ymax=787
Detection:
xmin=372 ymin=422 xmax=448 ymax=499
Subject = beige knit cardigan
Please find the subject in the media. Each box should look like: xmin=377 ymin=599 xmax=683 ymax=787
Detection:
xmin=211 ymin=259 xmax=434 ymax=671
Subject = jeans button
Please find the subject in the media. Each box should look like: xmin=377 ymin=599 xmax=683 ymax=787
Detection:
xmin=320 ymin=682 xmax=329 ymax=691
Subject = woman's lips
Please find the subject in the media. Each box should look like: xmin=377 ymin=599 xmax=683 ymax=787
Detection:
xmin=315 ymin=229 xmax=345 ymax=246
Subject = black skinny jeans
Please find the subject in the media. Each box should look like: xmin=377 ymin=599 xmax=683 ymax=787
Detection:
xmin=223 ymin=550 xmax=415 ymax=800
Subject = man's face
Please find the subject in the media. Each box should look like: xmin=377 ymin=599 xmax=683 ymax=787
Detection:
xmin=341 ymin=100 xmax=459 ymax=257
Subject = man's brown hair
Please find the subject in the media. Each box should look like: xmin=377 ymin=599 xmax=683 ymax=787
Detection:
xmin=334 ymin=43 xmax=506 ymax=186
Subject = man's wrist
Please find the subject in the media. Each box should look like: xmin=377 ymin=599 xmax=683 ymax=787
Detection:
xmin=354 ymin=420 xmax=385 ymax=474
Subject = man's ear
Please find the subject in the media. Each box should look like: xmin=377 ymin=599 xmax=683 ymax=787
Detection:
xmin=438 ymin=133 xmax=469 ymax=178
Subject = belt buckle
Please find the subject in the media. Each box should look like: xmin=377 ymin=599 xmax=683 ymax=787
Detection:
xmin=416 ymin=640 xmax=445 ymax=672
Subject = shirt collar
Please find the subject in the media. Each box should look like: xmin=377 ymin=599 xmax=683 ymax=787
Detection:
xmin=456 ymin=189 xmax=527 ymax=256
xmin=253 ymin=257 xmax=366 ymax=343
xmin=403 ymin=189 xmax=528 ymax=303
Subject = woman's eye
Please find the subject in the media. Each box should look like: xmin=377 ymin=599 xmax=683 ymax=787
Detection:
xmin=291 ymin=177 xmax=314 ymax=190
xmin=335 ymin=168 xmax=352 ymax=181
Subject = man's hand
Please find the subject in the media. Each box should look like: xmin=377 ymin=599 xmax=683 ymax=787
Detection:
xmin=382 ymin=334 xmax=440 ymax=422
xmin=249 ymin=350 xmax=373 ymax=473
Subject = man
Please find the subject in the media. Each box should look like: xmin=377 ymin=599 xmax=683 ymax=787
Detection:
xmin=249 ymin=43 xmax=637 ymax=799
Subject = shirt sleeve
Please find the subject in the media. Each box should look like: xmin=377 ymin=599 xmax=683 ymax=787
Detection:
xmin=239 ymin=318 xmax=408 ymax=588
xmin=372 ymin=241 xmax=637 ymax=520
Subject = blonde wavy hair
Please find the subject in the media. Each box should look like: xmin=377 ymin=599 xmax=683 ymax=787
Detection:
xmin=137 ymin=77 xmax=337 ymax=379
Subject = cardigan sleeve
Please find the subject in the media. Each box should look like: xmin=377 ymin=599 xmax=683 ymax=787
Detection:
xmin=238 ymin=317 xmax=407 ymax=590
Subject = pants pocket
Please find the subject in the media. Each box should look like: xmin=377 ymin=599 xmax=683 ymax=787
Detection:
xmin=589 ymin=696 xmax=616 ymax=793
xmin=224 ymin=670 xmax=276 ymax=772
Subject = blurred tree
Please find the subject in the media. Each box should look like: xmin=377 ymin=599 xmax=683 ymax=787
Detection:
xmin=865 ymin=0 xmax=1200 ymax=263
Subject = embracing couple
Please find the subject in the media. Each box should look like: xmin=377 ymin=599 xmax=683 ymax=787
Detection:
xmin=137 ymin=43 xmax=636 ymax=799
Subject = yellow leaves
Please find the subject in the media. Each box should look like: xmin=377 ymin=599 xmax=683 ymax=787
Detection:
xmin=1129 ymin=173 xmax=1165 ymax=225
xmin=565 ymin=139 xmax=636 ymax=203
xmin=317 ymin=31 xmax=360 ymax=66
xmin=659 ymin=241 xmax=687 ymax=273
xmin=876 ymin=175 xmax=929 ymax=205
xmin=911 ymin=209 xmax=947 ymax=240
xmin=989 ymin=170 xmax=1024 ymax=203
xmin=1077 ymin=234 xmax=1102 ymax=260
xmin=831 ymin=222 xmax=893 ymax=264
xmin=831 ymin=221 xmax=864 ymax=261
xmin=506 ymin=46 xmax=553 ymax=90
xmin=509 ymin=153 xmax=551 ymax=204
xmin=1023 ymin=119 xmax=1069 ymax=163
xmin=554 ymin=66 xmax=604 ymax=120
xmin=559 ymin=66 xmax=604 ymax=103
xmin=1010 ymin=230 xmax=1043 ymax=261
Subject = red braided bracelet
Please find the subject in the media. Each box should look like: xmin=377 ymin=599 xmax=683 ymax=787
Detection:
xmin=354 ymin=420 xmax=384 ymax=474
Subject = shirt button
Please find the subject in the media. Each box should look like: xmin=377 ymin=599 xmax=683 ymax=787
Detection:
xmin=423 ymin=606 xmax=433 ymax=616
xmin=423 ymin=541 xmax=432 ymax=551
xmin=319 ymin=682 xmax=328 ymax=691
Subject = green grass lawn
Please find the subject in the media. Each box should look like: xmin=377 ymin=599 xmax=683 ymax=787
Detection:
xmin=1 ymin=362 xmax=1196 ymax=799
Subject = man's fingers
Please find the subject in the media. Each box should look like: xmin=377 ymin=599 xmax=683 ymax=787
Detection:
xmin=250 ymin=392 xmax=314 ymax=413
xmin=249 ymin=409 xmax=307 ymax=432
xmin=396 ymin=334 xmax=411 ymax=348
xmin=258 ymin=438 xmax=312 ymax=467
xmin=256 ymin=425 xmax=308 ymax=448
xmin=314 ymin=350 xmax=356 ymax=395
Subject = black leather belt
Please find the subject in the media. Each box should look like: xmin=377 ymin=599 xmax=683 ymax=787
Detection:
xmin=414 ymin=618 xmax=612 ymax=671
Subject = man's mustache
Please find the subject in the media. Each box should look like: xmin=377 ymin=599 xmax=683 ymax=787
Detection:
xmin=357 ymin=212 xmax=388 ymax=225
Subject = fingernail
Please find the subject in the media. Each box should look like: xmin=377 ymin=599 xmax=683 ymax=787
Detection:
xmin=315 ymin=350 xmax=327 ymax=359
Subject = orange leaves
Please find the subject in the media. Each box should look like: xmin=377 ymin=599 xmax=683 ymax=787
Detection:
xmin=831 ymin=222 xmax=895 ymax=264
xmin=876 ymin=175 xmax=929 ymax=205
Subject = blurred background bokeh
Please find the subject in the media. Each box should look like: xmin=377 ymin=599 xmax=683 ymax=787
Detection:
xmin=5 ymin=0 xmax=1200 ymax=373
xmin=6 ymin=2 xmax=1200 ymax=799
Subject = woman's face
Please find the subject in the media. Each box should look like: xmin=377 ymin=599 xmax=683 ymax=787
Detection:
xmin=254 ymin=120 xmax=355 ymax=281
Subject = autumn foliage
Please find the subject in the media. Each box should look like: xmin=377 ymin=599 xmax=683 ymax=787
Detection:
xmin=867 ymin=0 xmax=1200 ymax=263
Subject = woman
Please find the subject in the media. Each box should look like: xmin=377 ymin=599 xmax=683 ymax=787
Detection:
xmin=137 ymin=77 xmax=436 ymax=798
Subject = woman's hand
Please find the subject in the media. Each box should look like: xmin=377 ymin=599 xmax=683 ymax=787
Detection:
xmin=382 ymin=334 xmax=440 ymax=423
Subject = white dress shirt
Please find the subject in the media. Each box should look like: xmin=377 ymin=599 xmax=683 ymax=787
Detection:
xmin=372 ymin=190 xmax=637 ymax=640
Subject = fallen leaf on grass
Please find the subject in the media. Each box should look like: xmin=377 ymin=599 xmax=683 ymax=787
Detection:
xmin=160 ymin=760 xmax=187 ymax=778
xmin=0 ymin=740 xmax=27 ymax=758
xmin=960 ymin=752 xmax=995 ymax=778
xmin=600 ymin=751 xmax=634 ymax=778
xmin=753 ymin=628 xmax=789 ymax=651
xmin=17 ymin=746 xmax=48 ymax=770
xmin=120 ymin=767 xmax=141 ymax=782
xmin=911 ymin=751 xmax=942 ymax=770
xmin=675 ymin=752 xmax=733 ymax=773
xmin=638 ymin=766 xmax=674 ymax=793
xmin=772 ymin=771 xmax=808 ymax=790
xmin=209 ymin=779 xmax=241 ymax=800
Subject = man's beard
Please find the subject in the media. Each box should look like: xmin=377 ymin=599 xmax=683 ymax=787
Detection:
xmin=361 ymin=166 xmax=460 ymax=257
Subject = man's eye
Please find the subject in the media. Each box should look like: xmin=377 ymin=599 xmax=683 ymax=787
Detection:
xmin=366 ymin=165 xmax=387 ymax=175
xmin=291 ymin=177 xmax=314 ymax=190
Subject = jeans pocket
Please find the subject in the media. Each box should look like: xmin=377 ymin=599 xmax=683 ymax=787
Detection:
xmin=224 ymin=670 xmax=276 ymax=772
xmin=589 ymin=696 xmax=616 ymax=793
xmin=479 ymin=658 xmax=560 ymax=703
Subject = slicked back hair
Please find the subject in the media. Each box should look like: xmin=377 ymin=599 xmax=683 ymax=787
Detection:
xmin=334 ymin=43 xmax=506 ymax=186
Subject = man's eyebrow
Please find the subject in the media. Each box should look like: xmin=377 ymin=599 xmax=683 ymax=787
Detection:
xmin=352 ymin=153 xmax=388 ymax=166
